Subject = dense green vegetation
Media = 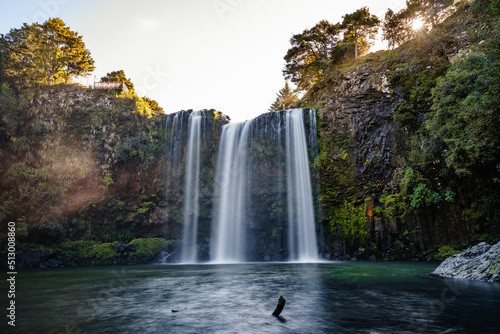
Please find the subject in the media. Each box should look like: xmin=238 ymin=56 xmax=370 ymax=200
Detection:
xmin=15 ymin=237 xmax=176 ymax=267
xmin=428 ymin=45 xmax=500 ymax=177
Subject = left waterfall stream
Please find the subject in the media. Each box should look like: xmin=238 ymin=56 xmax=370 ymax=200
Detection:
xmin=162 ymin=109 xmax=226 ymax=263
xmin=180 ymin=111 xmax=203 ymax=263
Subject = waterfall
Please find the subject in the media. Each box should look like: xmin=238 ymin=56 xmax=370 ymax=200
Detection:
xmin=163 ymin=112 xmax=186 ymax=197
xmin=210 ymin=109 xmax=318 ymax=263
xmin=285 ymin=109 xmax=318 ymax=261
xmin=163 ymin=110 xmax=225 ymax=263
xmin=180 ymin=111 xmax=204 ymax=263
xmin=211 ymin=121 xmax=253 ymax=263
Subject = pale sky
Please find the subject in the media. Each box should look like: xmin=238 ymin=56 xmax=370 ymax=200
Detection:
xmin=0 ymin=0 xmax=406 ymax=122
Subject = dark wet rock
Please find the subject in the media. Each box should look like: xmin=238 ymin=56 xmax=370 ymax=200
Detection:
xmin=40 ymin=259 xmax=63 ymax=268
xmin=14 ymin=244 xmax=53 ymax=268
xmin=433 ymin=242 xmax=500 ymax=282
xmin=17 ymin=251 xmax=48 ymax=269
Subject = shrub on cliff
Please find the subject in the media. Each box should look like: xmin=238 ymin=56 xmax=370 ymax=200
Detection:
xmin=59 ymin=238 xmax=176 ymax=265
xmin=61 ymin=240 xmax=119 ymax=265
xmin=428 ymin=46 xmax=500 ymax=177
xmin=126 ymin=238 xmax=175 ymax=263
xmin=330 ymin=200 xmax=367 ymax=247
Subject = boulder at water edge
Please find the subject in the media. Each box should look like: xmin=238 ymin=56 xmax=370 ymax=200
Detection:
xmin=433 ymin=242 xmax=500 ymax=282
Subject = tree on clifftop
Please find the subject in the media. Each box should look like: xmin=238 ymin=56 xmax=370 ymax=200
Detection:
xmin=341 ymin=7 xmax=380 ymax=60
xmin=283 ymin=20 xmax=342 ymax=91
xmin=382 ymin=8 xmax=415 ymax=50
xmin=0 ymin=18 xmax=95 ymax=87
xmin=269 ymin=82 xmax=298 ymax=111
xmin=405 ymin=0 xmax=455 ymax=29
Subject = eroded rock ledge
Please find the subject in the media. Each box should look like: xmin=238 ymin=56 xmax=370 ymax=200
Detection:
xmin=433 ymin=242 xmax=500 ymax=282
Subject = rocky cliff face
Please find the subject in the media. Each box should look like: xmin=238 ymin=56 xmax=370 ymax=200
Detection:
xmin=317 ymin=64 xmax=487 ymax=259
xmin=306 ymin=2 xmax=500 ymax=260
xmin=82 ymin=108 xmax=228 ymax=248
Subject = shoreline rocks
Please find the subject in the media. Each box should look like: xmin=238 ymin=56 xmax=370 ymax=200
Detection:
xmin=433 ymin=242 xmax=500 ymax=282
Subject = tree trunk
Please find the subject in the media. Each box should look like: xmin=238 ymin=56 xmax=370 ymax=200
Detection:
xmin=354 ymin=31 xmax=358 ymax=60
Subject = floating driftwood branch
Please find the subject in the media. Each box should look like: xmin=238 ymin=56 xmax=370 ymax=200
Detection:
xmin=171 ymin=308 xmax=186 ymax=313
xmin=272 ymin=296 xmax=286 ymax=316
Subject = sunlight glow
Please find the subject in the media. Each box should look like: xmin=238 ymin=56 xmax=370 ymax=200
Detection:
xmin=412 ymin=18 xmax=424 ymax=30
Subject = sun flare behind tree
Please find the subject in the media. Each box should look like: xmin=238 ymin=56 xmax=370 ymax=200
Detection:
xmin=412 ymin=17 xmax=425 ymax=30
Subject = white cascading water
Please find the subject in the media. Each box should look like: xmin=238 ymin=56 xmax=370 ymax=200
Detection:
xmin=211 ymin=109 xmax=318 ymax=262
xmin=180 ymin=111 xmax=203 ymax=263
xmin=163 ymin=112 xmax=185 ymax=196
xmin=286 ymin=109 xmax=318 ymax=261
xmin=211 ymin=121 xmax=253 ymax=263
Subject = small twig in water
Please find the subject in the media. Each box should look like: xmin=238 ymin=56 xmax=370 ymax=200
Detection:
xmin=171 ymin=308 xmax=186 ymax=313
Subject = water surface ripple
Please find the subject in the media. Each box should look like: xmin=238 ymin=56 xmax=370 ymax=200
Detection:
xmin=3 ymin=262 xmax=500 ymax=333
